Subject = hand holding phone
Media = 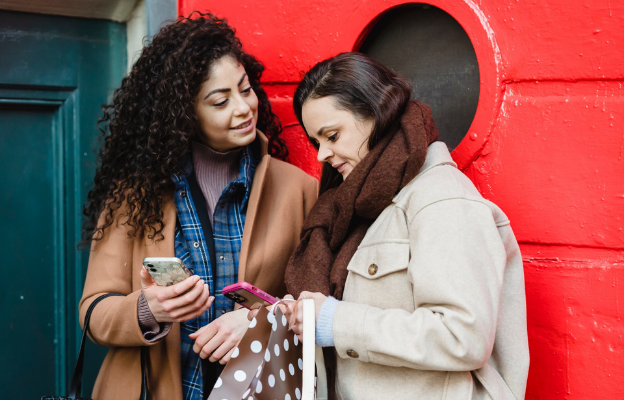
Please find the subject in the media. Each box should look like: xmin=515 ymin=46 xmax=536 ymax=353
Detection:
xmin=140 ymin=257 xmax=213 ymax=323
xmin=223 ymin=282 xmax=278 ymax=310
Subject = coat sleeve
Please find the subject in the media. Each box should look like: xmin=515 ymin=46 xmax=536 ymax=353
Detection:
xmin=332 ymin=198 xmax=507 ymax=371
xmin=78 ymin=208 xmax=158 ymax=348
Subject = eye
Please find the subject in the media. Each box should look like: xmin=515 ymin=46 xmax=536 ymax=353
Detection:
xmin=241 ymin=87 xmax=253 ymax=95
xmin=327 ymin=132 xmax=338 ymax=142
xmin=214 ymin=99 xmax=228 ymax=107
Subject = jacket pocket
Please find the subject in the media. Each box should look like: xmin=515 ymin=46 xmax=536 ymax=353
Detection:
xmin=347 ymin=240 xmax=410 ymax=279
xmin=343 ymin=241 xmax=413 ymax=310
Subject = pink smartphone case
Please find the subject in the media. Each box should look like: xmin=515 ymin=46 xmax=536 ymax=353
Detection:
xmin=223 ymin=282 xmax=278 ymax=309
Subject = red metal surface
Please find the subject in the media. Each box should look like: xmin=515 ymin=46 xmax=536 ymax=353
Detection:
xmin=181 ymin=0 xmax=624 ymax=398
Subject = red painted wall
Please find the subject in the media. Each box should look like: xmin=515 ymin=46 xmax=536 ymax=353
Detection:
xmin=180 ymin=0 xmax=624 ymax=398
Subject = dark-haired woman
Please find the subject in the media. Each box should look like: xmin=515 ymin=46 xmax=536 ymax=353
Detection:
xmin=78 ymin=13 xmax=317 ymax=400
xmin=284 ymin=53 xmax=529 ymax=399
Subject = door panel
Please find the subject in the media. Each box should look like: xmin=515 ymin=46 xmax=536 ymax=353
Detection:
xmin=0 ymin=10 xmax=126 ymax=397
xmin=0 ymin=105 xmax=62 ymax=398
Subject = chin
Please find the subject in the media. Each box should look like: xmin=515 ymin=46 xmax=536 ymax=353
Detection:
xmin=239 ymin=128 xmax=257 ymax=146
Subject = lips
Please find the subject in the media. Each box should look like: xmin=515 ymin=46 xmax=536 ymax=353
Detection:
xmin=231 ymin=118 xmax=253 ymax=130
xmin=332 ymin=162 xmax=347 ymax=174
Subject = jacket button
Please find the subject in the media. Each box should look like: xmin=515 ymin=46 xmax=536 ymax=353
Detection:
xmin=368 ymin=264 xmax=378 ymax=275
xmin=180 ymin=191 xmax=187 ymax=198
xmin=346 ymin=349 xmax=359 ymax=358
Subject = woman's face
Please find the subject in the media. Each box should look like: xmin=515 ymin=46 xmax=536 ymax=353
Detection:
xmin=302 ymin=96 xmax=374 ymax=180
xmin=195 ymin=56 xmax=259 ymax=152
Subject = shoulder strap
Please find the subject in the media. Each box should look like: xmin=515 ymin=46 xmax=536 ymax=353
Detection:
xmin=68 ymin=293 xmax=148 ymax=399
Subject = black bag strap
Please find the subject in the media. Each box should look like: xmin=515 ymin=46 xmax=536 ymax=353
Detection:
xmin=68 ymin=293 xmax=148 ymax=399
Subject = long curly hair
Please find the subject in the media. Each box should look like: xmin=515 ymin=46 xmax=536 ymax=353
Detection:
xmin=81 ymin=12 xmax=287 ymax=246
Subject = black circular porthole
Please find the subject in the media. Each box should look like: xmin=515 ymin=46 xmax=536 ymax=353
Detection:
xmin=358 ymin=4 xmax=480 ymax=151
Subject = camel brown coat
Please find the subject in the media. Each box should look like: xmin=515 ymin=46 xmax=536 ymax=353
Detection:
xmin=79 ymin=134 xmax=318 ymax=400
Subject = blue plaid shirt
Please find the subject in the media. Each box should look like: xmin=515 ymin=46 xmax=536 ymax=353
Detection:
xmin=172 ymin=145 xmax=257 ymax=400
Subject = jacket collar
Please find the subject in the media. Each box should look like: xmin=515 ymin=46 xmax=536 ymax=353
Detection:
xmin=417 ymin=141 xmax=456 ymax=175
xmin=393 ymin=141 xmax=456 ymax=202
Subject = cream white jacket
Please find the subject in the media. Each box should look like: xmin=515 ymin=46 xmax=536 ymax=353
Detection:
xmin=332 ymin=142 xmax=529 ymax=400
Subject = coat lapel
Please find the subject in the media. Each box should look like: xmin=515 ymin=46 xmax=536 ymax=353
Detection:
xmin=238 ymin=132 xmax=270 ymax=282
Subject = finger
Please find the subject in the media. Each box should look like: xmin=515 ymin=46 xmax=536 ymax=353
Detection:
xmin=170 ymin=284 xmax=210 ymax=320
xmin=290 ymin=300 xmax=305 ymax=336
xmin=178 ymin=296 xmax=214 ymax=323
xmin=163 ymin=278 xmax=205 ymax=310
xmin=209 ymin=338 xmax=234 ymax=363
xmin=219 ymin=346 xmax=236 ymax=365
xmin=247 ymin=308 xmax=260 ymax=321
xmin=192 ymin=323 xmax=219 ymax=355
xmin=199 ymin=332 xmax=226 ymax=360
xmin=188 ymin=319 xmax=211 ymax=339
xmin=168 ymin=275 xmax=202 ymax=298
xmin=298 ymin=291 xmax=312 ymax=300
xmin=283 ymin=294 xmax=294 ymax=300
xmin=287 ymin=300 xmax=301 ymax=331
xmin=140 ymin=267 xmax=157 ymax=289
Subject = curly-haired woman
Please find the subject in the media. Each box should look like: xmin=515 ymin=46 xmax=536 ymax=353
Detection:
xmin=78 ymin=13 xmax=317 ymax=400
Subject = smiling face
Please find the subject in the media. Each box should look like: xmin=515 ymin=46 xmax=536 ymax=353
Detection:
xmin=301 ymin=96 xmax=374 ymax=180
xmin=194 ymin=56 xmax=259 ymax=152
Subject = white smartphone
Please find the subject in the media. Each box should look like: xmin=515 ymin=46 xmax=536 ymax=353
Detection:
xmin=143 ymin=257 xmax=193 ymax=287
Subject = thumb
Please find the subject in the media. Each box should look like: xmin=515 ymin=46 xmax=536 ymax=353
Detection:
xmin=140 ymin=266 xmax=157 ymax=289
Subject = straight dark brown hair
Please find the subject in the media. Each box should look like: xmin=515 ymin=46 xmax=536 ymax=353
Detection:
xmin=293 ymin=52 xmax=412 ymax=194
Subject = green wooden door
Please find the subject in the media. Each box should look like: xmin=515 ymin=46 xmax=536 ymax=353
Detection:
xmin=0 ymin=11 xmax=126 ymax=398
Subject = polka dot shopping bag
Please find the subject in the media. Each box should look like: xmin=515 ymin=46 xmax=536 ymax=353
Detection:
xmin=208 ymin=299 xmax=326 ymax=400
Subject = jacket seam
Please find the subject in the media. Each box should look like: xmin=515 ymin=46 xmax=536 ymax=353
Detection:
xmin=405 ymin=197 xmax=498 ymax=226
xmin=357 ymin=239 xmax=410 ymax=249
xmin=442 ymin=371 xmax=451 ymax=400
xmin=473 ymin=368 xmax=518 ymax=400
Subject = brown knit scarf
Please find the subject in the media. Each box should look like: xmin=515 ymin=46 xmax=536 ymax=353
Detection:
xmin=284 ymin=101 xmax=439 ymax=400
xmin=285 ymin=101 xmax=439 ymax=299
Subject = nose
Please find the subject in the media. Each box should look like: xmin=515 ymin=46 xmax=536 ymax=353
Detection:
xmin=317 ymin=143 xmax=334 ymax=163
xmin=233 ymin=95 xmax=252 ymax=116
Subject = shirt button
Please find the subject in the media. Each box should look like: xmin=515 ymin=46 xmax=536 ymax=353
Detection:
xmin=220 ymin=309 xmax=227 ymax=316
xmin=180 ymin=191 xmax=186 ymax=198
xmin=193 ymin=242 xmax=200 ymax=248
xmin=220 ymin=255 xmax=225 ymax=260
xmin=346 ymin=349 xmax=359 ymax=358
xmin=368 ymin=264 xmax=378 ymax=276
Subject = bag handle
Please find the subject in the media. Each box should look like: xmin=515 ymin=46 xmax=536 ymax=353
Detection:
xmin=301 ymin=299 xmax=316 ymax=400
xmin=68 ymin=293 xmax=148 ymax=400
xmin=269 ymin=298 xmax=327 ymax=400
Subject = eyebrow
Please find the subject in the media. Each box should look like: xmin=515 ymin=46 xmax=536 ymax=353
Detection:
xmin=204 ymin=73 xmax=248 ymax=100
